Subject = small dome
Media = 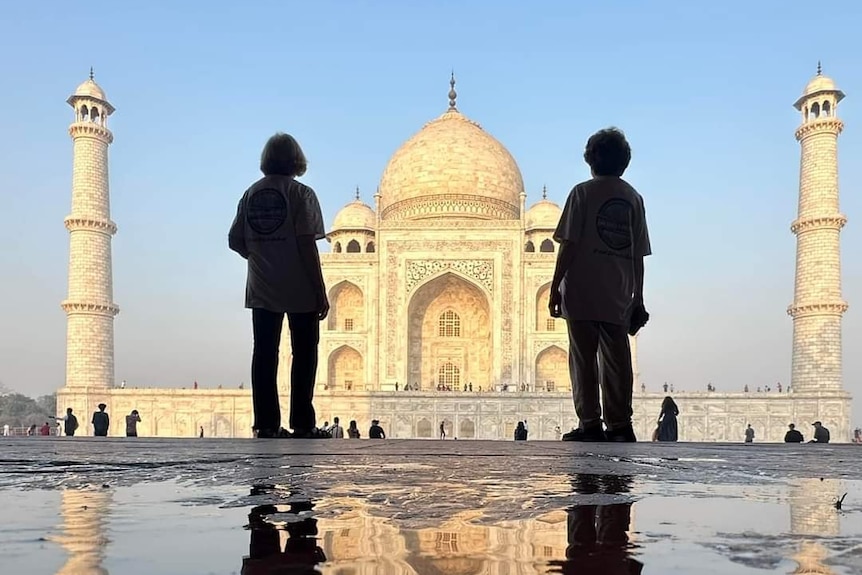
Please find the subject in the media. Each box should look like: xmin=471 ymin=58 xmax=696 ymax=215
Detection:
xmin=525 ymin=197 xmax=562 ymax=231
xmin=803 ymin=74 xmax=837 ymax=97
xmin=332 ymin=199 xmax=376 ymax=231
xmin=74 ymin=78 xmax=107 ymax=101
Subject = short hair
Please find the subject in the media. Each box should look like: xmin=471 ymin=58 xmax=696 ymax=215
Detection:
xmin=260 ymin=133 xmax=307 ymax=177
xmin=583 ymin=127 xmax=631 ymax=177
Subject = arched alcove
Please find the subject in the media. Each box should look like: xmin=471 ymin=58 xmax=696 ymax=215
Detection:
xmin=328 ymin=281 xmax=364 ymax=331
xmin=535 ymin=345 xmax=569 ymax=392
xmin=327 ymin=345 xmax=364 ymax=391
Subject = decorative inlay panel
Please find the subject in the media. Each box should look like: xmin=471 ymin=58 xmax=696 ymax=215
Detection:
xmin=405 ymin=259 xmax=494 ymax=293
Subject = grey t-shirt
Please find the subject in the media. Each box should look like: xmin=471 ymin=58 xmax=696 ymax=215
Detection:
xmin=553 ymin=177 xmax=651 ymax=325
xmin=229 ymin=176 xmax=326 ymax=313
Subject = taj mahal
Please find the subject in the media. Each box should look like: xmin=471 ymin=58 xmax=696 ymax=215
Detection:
xmin=57 ymin=68 xmax=852 ymax=441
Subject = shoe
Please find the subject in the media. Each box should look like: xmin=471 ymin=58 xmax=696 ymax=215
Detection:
xmin=562 ymin=426 xmax=606 ymax=442
xmin=290 ymin=427 xmax=332 ymax=439
xmin=606 ymin=424 xmax=637 ymax=442
xmin=256 ymin=428 xmax=290 ymax=438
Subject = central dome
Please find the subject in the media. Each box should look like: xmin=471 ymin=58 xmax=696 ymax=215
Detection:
xmin=378 ymin=94 xmax=524 ymax=221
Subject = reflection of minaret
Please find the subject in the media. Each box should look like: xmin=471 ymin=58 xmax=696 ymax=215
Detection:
xmin=789 ymin=479 xmax=840 ymax=575
xmin=51 ymin=489 xmax=111 ymax=575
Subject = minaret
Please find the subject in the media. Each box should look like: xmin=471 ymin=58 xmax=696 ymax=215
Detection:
xmin=62 ymin=70 xmax=119 ymax=390
xmin=789 ymin=65 xmax=847 ymax=393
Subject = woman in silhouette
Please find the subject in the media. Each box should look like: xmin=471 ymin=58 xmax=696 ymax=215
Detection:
xmin=657 ymin=396 xmax=679 ymax=442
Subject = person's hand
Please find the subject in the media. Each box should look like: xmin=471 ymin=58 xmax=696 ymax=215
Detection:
xmin=317 ymin=293 xmax=330 ymax=321
xmin=548 ymin=287 xmax=562 ymax=318
xmin=628 ymin=302 xmax=649 ymax=336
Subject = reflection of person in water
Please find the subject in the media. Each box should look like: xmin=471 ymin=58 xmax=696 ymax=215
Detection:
xmin=549 ymin=474 xmax=644 ymax=575
xmin=241 ymin=499 xmax=326 ymax=575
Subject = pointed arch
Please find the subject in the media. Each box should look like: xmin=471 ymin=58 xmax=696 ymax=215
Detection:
xmin=328 ymin=280 xmax=364 ymax=331
xmin=346 ymin=239 xmax=361 ymax=253
xmin=407 ymin=272 xmax=491 ymax=392
xmin=366 ymin=241 xmax=376 ymax=253
xmin=823 ymin=100 xmax=831 ymax=117
xmin=525 ymin=240 xmax=535 ymax=252
xmin=811 ymin=101 xmax=821 ymax=119
xmin=536 ymin=283 xmax=561 ymax=331
xmin=333 ymin=241 xmax=342 ymax=253
xmin=535 ymin=345 xmax=569 ymax=392
xmin=416 ymin=418 xmax=434 ymax=438
xmin=459 ymin=419 xmax=476 ymax=439
xmin=327 ymin=345 xmax=363 ymax=391
xmin=539 ymin=238 xmax=555 ymax=252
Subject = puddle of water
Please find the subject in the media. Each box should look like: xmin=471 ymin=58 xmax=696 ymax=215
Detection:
xmin=2 ymin=475 xmax=861 ymax=575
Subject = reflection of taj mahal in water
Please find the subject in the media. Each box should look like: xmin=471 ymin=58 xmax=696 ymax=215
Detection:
xmin=56 ymin=67 xmax=851 ymax=440
xmin=51 ymin=478 xmax=843 ymax=574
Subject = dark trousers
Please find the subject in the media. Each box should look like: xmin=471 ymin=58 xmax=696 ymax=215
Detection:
xmin=566 ymin=320 xmax=633 ymax=431
xmin=252 ymin=308 xmax=319 ymax=432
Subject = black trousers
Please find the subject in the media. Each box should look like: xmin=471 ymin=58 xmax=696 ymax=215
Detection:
xmin=566 ymin=320 xmax=633 ymax=431
xmin=252 ymin=308 xmax=319 ymax=432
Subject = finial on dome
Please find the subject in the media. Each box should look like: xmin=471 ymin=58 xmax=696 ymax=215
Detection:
xmin=355 ymin=186 xmax=360 ymax=201
xmin=542 ymin=185 xmax=547 ymax=200
xmin=448 ymin=71 xmax=457 ymax=109
xmin=89 ymin=67 xmax=94 ymax=81
xmin=817 ymin=61 xmax=822 ymax=76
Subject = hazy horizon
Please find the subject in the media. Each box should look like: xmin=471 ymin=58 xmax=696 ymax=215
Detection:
xmin=1 ymin=1 xmax=861 ymax=420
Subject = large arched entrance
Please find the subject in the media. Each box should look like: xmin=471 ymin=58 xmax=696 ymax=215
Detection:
xmin=407 ymin=273 xmax=491 ymax=391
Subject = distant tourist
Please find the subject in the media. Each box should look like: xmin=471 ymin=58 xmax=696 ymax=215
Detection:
xmin=810 ymin=421 xmax=830 ymax=443
xmin=853 ymin=427 xmax=862 ymax=443
xmin=92 ymin=403 xmax=110 ymax=437
xmin=369 ymin=420 xmax=386 ymax=439
xmin=229 ymin=133 xmax=329 ymax=439
xmin=514 ymin=421 xmax=528 ymax=441
xmin=440 ymin=422 xmax=446 ymax=440
xmin=550 ymin=128 xmax=651 ymax=443
xmin=347 ymin=420 xmax=360 ymax=439
xmin=27 ymin=424 xmax=36 ymax=436
xmin=784 ymin=423 xmax=804 ymax=443
xmin=744 ymin=424 xmax=754 ymax=443
xmin=59 ymin=407 xmax=79 ymax=437
xmin=656 ymin=397 xmax=679 ymax=442
xmin=40 ymin=422 xmax=50 ymax=436
xmin=125 ymin=409 xmax=141 ymax=437
xmin=330 ymin=417 xmax=344 ymax=439
xmin=2 ymin=423 xmax=9 ymax=436
xmin=199 ymin=426 xmax=204 ymax=439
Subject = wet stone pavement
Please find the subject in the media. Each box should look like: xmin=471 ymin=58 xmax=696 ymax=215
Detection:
xmin=1 ymin=439 xmax=861 ymax=574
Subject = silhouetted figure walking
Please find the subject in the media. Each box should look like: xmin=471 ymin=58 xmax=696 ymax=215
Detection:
xmin=656 ymin=396 xmax=678 ymax=442
xmin=514 ymin=421 xmax=528 ymax=441
xmin=230 ymin=133 xmax=329 ymax=439
xmin=551 ymin=128 xmax=651 ymax=443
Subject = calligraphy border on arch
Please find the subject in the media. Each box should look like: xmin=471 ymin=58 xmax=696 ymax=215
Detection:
xmin=405 ymin=259 xmax=494 ymax=294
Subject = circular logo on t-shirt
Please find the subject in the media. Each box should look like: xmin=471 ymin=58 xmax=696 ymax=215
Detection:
xmin=596 ymin=198 xmax=634 ymax=250
xmin=247 ymin=189 xmax=287 ymax=235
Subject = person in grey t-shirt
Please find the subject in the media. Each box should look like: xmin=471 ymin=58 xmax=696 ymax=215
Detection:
xmin=229 ymin=133 xmax=329 ymax=439
xmin=550 ymin=128 xmax=651 ymax=443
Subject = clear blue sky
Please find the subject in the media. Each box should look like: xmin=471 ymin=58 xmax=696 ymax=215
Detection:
xmin=1 ymin=1 xmax=861 ymax=420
